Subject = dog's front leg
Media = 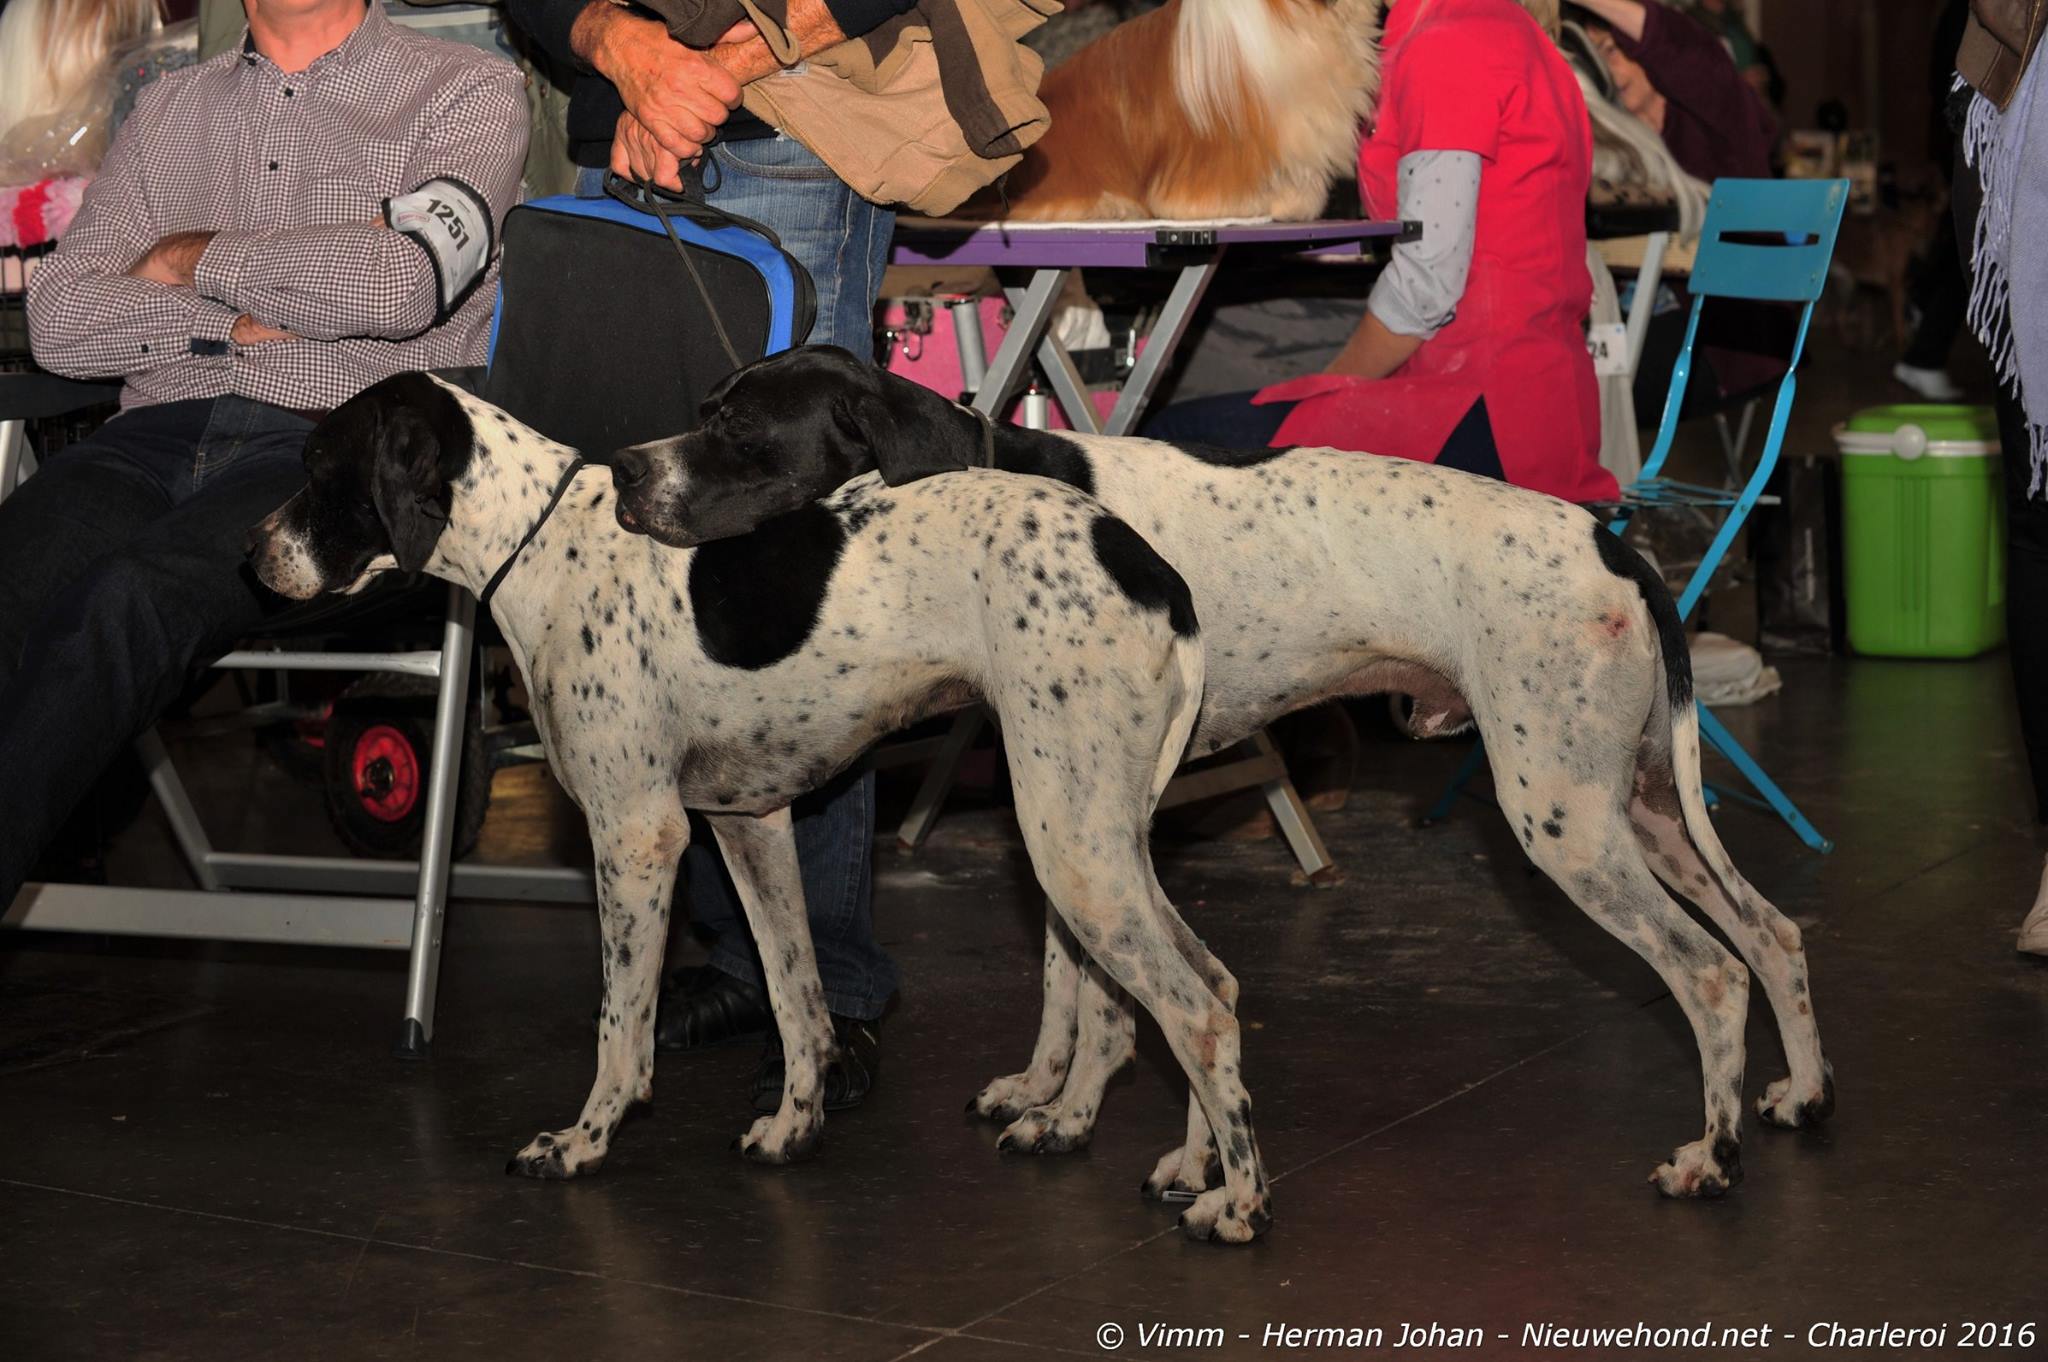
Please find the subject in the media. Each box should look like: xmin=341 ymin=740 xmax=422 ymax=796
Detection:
xmin=508 ymin=798 xmax=687 ymax=1180
xmin=971 ymin=906 xmax=1084 ymax=1121
xmin=707 ymin=809 xmax=835 ymax=1164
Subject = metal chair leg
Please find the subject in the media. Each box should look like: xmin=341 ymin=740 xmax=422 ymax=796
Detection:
xmin=1419 ymin=739 xmax=1489 ymax=827
xmin=1694 ymin=702 xmax=1833 ymax=854
xmin=0 ymin=418 xmax=26 ymax=501
xmin=135 ymin=727 xmax=225 ymax=891
xmin=395 ymin=585 xmax=478 ymax=1056
xmin=895 ymin=709 xmax=987 ymax=850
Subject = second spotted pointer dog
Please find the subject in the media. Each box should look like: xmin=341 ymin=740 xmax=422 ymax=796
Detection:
xmin=247 ymin=372 xmax=1286 ymax=1243
xmin=607 ymin=345 xmax=1835 ymax=1202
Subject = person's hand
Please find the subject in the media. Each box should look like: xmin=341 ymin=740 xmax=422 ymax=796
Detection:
xmin=611 ymin=110 xmax=686 ymax=193
xmin=126 ymin=231 xmax=215 ymax=287
xmin=580 ymin=5 xmax=740 ymax=163
xmin=231 ymin=314 xmax=297 ymax=345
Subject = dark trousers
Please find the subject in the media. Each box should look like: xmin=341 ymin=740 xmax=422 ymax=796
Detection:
xmin=0 ymin=396 xmax=315 ymax=897
xmin=1954 ymin=143 xmax=2048 ymax=820
xmin=1143 ymin=391 xmax=1508 ymax=482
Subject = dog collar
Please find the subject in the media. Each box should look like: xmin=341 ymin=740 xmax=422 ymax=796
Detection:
xmin=478 ymin=456 xmax=586 ymax=612
xmin=970 ymin=406 xmax=998 ymax=469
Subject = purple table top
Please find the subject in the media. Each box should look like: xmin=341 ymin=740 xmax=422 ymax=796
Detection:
xmin=888 ymin=217 xmax=1414 ymax=269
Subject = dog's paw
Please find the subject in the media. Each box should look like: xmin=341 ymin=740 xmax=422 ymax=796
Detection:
xmin=1758 ymin=1067 xmax=1835 ymax=1130
xmin=994 ymin=1104 xmax=1093 ymax=1156
xmin=1177 ymin=1187 xmax=1272 ymax=1245
xmin=505 ymin=1128 xmax=604 ymax=1180
xmin=968 ymin=1069 xmax=1065 ymax=1124
xmin=1650 ymin=1136 xmax=1742 ymax=1199
xmin=736 ymin=1110 xmax=823 ymax=1166
xmin=1141 ymin=1142 xmax=1221 ymax=1201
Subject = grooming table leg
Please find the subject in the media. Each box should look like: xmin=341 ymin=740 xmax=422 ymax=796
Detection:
xmin=895 ymin=710 xmax=988 ymax=850
xmin=1105 ymin=258 xmax=1221 ymax=436
xmin=1248 ymin=730 xmax=1336 ymax=881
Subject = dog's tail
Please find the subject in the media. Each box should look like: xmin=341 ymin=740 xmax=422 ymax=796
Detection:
xmin=1621 ymin=538 xmax=1752 ymax=909
xmin=1172 ymin=0 xmax=1297 ymax=132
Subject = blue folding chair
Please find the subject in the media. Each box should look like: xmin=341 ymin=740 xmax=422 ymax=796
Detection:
xmin=1425 ymin=178 xmax=1849 ymax=853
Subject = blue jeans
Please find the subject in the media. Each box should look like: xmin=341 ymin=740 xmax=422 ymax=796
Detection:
xmin=576 ymin=141 xmax=898 ymax=1018
xmin=0 ymin=397 xmax=315 ymax=897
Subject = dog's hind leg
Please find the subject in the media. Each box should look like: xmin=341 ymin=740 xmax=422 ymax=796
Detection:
xmin=1632 ymin=709 xmax=1833 ymax=1130
xmin=971 ymin=907 xmax=1086 ymax=1122
xmin=1506 ymin=777 xmax=1751 ymax=1198
xmin=995 ymin=947 xmax=1135 ymax=1154
xmin=707 ymin=808 xmax=838 ymax=1164
xmin=508 ymin=794 xmax=688 ymax=1180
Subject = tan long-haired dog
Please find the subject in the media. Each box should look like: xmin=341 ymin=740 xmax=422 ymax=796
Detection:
xmin=994 ymin=0 xmax=1381 ymax=221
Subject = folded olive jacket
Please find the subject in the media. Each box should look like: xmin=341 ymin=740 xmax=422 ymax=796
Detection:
xmin=633 ymin=0 xmax=1058 ymax=213
xmin=1959 ymin=0 xmax=2048 ymax=107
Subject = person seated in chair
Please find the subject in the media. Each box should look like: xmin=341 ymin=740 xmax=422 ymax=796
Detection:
xmin=0 ymin=0 xmax=527 ymax=900
xmin=1148 ymin=0 xmax=1618 ymax=507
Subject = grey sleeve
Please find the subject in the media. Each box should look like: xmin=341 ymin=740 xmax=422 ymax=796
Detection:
xmin=1366 ymin=149 xmax=1482 ymax=341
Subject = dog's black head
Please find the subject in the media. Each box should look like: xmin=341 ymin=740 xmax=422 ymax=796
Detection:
xmin=607 ymin=344 xmax=979 ymax=548
xmin=247 ymin=371 xmax=477 ymax=599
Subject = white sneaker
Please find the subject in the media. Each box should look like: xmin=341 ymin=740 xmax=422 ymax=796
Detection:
xmin=1893 ymin=362 xmax=1963 ymax=401
xmin=2020 ymin=853 xmax=2048 ymax=957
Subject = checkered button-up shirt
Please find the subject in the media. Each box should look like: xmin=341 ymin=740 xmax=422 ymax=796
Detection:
xmin=27 ymin=3 xmax=528 ymax=412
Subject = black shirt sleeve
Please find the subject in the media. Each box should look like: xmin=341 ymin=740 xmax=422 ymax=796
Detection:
xmin=507 ymin=0 xmax=598 ymax=74
xmin=824 ymin=0 xmax=921 ymax=41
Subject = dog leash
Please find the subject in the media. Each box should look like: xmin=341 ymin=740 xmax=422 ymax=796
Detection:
xmin=477 ymin=456 xmax=588 ymax=612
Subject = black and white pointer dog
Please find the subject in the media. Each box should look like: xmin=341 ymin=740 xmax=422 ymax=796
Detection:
xmin=247 ymin=371 xmax=1283 ymax=1243
xmin=607 ymin=345 xmax=1835 ymax=1202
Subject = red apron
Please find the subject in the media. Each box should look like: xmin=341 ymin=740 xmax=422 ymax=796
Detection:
xmin=1258 ymin=0 xmax=1617 ymax=505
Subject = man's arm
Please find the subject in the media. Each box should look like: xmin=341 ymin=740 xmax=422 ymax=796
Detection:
xmin=26 ymin=97 xmax=244 ymax=380
xmin=190 ymin=62 xmax=530 ymax=343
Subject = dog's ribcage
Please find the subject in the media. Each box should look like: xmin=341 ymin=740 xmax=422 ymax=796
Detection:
xmin=1054 ymin=436 xmax=1650 ymax=754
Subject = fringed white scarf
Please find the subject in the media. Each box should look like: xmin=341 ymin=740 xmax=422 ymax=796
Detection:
xmin=1963 ymin=59 xmax=2048 ymax=497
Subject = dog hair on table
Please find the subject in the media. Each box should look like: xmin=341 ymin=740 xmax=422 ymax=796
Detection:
xmin=611 ymin=345 xmax=1837 ymax=1202
xmin=247 ymin=371 xmax=1280 ymax=1244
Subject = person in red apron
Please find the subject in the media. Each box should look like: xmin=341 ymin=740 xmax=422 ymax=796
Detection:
xmin=1147 ymin=0 xmax=1617 ymax=505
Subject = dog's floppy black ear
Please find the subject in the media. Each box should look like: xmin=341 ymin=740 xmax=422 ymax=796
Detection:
xmin=370 ymin=406 xmax=451 ymax=574
xmin=698 ymin=362 xmax=752 ymax=422
xmin=830 ymin=367 xmax=984 ymax=487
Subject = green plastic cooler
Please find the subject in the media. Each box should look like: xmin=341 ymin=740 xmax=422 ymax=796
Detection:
xmin=1835 ymin=404 xmax=2004 ymax=658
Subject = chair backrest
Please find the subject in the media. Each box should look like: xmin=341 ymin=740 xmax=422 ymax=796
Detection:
xmin=1685 ymin=178 xmax=1850 ymax=304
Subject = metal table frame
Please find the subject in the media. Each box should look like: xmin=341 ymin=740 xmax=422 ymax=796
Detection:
xmin=884 ymin=219 xmax=1413 ymax=881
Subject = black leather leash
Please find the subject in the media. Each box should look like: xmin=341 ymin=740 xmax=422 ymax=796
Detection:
xmin=477 ymin=455 xmax=587 ymax=611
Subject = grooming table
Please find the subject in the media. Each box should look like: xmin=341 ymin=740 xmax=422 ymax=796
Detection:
xmin=882 ymin=217 xmax=1414 ymax=879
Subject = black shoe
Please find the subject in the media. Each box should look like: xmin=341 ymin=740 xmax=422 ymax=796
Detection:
xmin=751 ymin=1014 xmax=880 ymax=1113
xmin=653 ymin=966 xmax=772 ymax=1051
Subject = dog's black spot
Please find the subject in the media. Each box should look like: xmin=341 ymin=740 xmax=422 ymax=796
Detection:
xmin=1162 ymin=441 xmax=1292 ymax=469
xmin=688 ymin=504 xmax=846 ymax=669
xmin=566 ymin=545 xmax=579 ymax=561
xmin=580 ymin=625 xmax=596 ymax=654
xmin=1090 ymin=516 xmax=1197 ymax=639
xmin=1591 ymin=519 xmax=1693 ymax=707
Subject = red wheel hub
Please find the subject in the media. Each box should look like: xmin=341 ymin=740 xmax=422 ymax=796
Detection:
xmin=351 ymin=724 xmax=421 ymax=823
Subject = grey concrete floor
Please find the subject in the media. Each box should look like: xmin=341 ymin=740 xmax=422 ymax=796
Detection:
xmin=3 ymin=649 xmax=2045 ymax=1361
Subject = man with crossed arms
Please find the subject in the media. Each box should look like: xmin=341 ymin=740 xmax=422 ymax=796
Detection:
xmin=0 ymin=0 xmax=527 ymax=900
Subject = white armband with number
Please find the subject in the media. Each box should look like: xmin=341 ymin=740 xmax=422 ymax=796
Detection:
xmin=384 ymin=177 xmax=494 ymax=321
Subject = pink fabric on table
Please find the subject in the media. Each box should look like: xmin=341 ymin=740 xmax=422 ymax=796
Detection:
xmin=881 ymin=295 xmax=1118 ymax=430
xmin=1 ymin=177 xmax=88 ymax=250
